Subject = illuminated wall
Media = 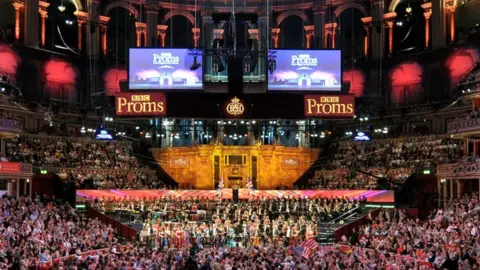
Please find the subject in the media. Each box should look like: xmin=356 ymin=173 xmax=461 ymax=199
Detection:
xmin=0 ymin=43 xmax=20 ymax=77
xmin=389 ymin=61 xmax=423 ymax=105
xmin=103 ymin=68 xmax=127 ymax=96
xmin=43 ymin=59 xmax=78 ymax=100
xmin=343 ymin=69 xmax=365 ymax=97
xmin=151 ymin=145 xmax=319 ymax=190
xmin=446 ymin=47 xmax=479 ymax=86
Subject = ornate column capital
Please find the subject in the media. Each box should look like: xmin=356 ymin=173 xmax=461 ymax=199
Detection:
xmin=135 ymin=22 xmax=147 ymax=33
xmin=383 ymin=12 xmax=397 ymax=21
xmin=38 ymin=1 xmax=49 ymax=17
xmin=12 ymin=1 xmax=24 ymax=10
xmin=157 ymin=24 xmax=168 ymax=34
xmin=361 ymin=16 xmax=372 ymax=25
xmin=248 ymin=29 xmax=259 ymax=40
xmin=74 ymin=11 xmax=88 ymax=22
xmin=99 ymin=15 xmax=110 ymax=26
xmin=304 ymin=25 xmax=315 ymax=36
xmin=213 ymin=29 xmax=224 ymax=39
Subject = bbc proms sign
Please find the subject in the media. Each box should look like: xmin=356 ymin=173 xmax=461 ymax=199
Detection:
xmin=115 ymin=92 xmax=167 ymax=117
xmin=304 ymin=95 xmax=355 ymax=118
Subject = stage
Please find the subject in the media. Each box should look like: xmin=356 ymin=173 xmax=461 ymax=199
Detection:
xmin=76 ymin=189 xmax=394 ymax=203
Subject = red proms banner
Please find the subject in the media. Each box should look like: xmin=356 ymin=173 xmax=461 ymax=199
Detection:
xmin=115 ymin=92 xmax=167 ymax=117
xmin=304 ymin=95 xmax=355 ymax=118
xmin=0 ymin=162 xmax=21 ymax=173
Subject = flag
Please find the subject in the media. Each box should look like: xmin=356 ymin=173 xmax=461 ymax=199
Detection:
xmin=298 ymin=238 xmax=319 ymax=259
xmin=246 ymin=175 xmax=255 ymax=200
xmin=216 ymin=175 xmax=224 ymax=200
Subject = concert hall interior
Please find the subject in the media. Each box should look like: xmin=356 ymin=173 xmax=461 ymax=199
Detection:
xmin=1 ymin=0 xmax=480 ymax=268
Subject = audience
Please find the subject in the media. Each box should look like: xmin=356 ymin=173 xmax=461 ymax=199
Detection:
xmin=0 ymin=195 xmax=118 ymax=268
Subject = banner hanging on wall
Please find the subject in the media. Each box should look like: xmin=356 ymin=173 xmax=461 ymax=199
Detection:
xmin=115 ymin=92 xmax=167 ymax=117
xmin=304 ymin=95 xmax=355 ymax=118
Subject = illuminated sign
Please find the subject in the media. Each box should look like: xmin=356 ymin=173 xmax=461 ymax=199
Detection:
xmin=95 ymin=130 xmax=114 ymax=140
xmin=304 ymin=95 xmax=355 ymax=118
xmin=129 ymin=48 xmax=203 ymax=90
xmin=353 ymin=132 xmax=370 ymax=141
xmin=225 ymin=97 xmax=245 ymax=117
xmin=268 ymin=49 xmax=341 ymax=91
xmin=170 ymin=157 xmax=189 ymax=166
xmin=0 ymin=162 xmax=21 ymax=173
xmin=115 ymin=92 xmax=166 ymax=117
xmin=282 ymin=159 xmax=300 ymax=166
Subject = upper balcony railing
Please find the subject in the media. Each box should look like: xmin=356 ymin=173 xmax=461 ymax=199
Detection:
xmin=447 ymin=117 xmax=480 ymax=135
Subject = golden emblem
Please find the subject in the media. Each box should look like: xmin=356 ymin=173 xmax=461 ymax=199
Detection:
xmin=226 ymin=96 xmax=245 ymax=116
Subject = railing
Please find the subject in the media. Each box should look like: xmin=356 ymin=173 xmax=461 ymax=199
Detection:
xmin=447 ymin=118 xmax=480 ymax=134
xmin=333 ymin=208 xmax=380 ymax=241
xmin=327 ymin=206 xmax=360 ymax=226
xmin=0 ymin=117 xmax=23 ymax=133
xmin=437 ymin=162 xmax=480 ymax=179
xmin=87 ymin=207 xmax=138 ymax=241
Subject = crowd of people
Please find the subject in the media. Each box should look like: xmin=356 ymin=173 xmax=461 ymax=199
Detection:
xmin=91 ymin=196 xmax=361 ymax=248
xmin=32 ymin=192 xmax=478 ymax=269
xmin=303 ymin=135 xmax=463 ymax=190
xmin=0 ymin=195 xmax=119 ymax=269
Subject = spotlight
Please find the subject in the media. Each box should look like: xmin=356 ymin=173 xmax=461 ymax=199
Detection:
xmin=396 ymin=21 xmax=403 ymax=26
xmin=135 ymin=126 xmax=140 ymax=130
xmin=190 ymin=56 xmax=201 ymax=71
xmin=405 ymin=5 xmax=412 ymax=14
xmin=0 ymin=87 xmax=5 ymax=92
xmin=58 ymin=5 xmax=66 ymax=12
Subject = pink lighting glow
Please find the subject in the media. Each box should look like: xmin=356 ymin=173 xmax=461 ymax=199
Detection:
xmin=446 ymin=48 xmax=479 ymax=85
xmin=343 ymin=69 xmax=365 ymax=97
xmin=104 ymin=68 xmax=127 ymax=96
xmin=0 ymin=44 xmax=20 ymax=76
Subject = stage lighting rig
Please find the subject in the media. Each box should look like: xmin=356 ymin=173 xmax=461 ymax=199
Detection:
xmin=268 ymin=51 xmax=277 ymax=75
xmin=188 ymin=49 xmax=202 ymax=71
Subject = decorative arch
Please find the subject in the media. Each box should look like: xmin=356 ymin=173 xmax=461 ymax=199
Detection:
xmin=388 ymin=0 xmax=402 ymax=12
xmin=276 ymin=10 xmax=309 ymax=26
xmin=71 ymin=0 xmax=83 ymax=11
xmin=103 ymin=1 xmax=139 ymax=19
xmin=333 ymin=2 xmax=368 ymax=17
xmin=163 ymin=10 xmax=195 ymax=25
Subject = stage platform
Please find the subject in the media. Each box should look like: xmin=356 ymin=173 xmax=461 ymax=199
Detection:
xmin=77 ymin=189 xmax=394 ymax=203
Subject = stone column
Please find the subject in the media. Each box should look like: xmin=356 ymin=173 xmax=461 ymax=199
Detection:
xmin=271 ymin=28 xmax=280 ymax=48
xmin=431 ymin=0 xmax=446 ymax=49
xmin=384 ymin=12 xmax=397 ymax=56
xmin=74 ymin=11 xmax=88 ymax=51
xmin=13 ymin=2 xmax=24 ymax=41
xmin=38 ymin=1 xmax=49 ymax=47
xmin=325 ymin=22 xmax=337 ymax=48
xmin=361 ymin=17 xmax=372 ymax=58
xmin=135 ymin=22 xmax=147 ymax=47
xmin=192 ymin=28 xmax=200 ymax=48
xmin=313 ymin=5 xmax=327 ymax=48
xmin=86 ymin=0 xmax=100 ymax=56
xmin=157 ymin=25 xmax=168 ymax=47
xmin=447 ymin=2 xmax=456 ymax=43
xmin=371 ymin=0 xmax=385 ymax=60
xmin=422 ymin=2 xmax=432 ymax=48
xmin=146 ymin=5 xmax=159 ymax=47
xmin=24 ymin=0 xmax=39 ymax=47
xmin=99 ymin=16 xmax=110 ymax=56
xmin=304 ymin=25 xmax=314 ymax=49
xmin=248 ymin=28 xmax=259 ymax=75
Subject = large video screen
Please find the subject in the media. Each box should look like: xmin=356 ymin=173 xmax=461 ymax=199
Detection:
xmin=268 ymin=49 xmax=341 ymax=91
xmin=129 ymin=48 xmax=203 ymax=90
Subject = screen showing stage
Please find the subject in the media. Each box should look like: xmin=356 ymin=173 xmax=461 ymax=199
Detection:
xmin=129 ymin=48 xmax=203 ymax=90
xmin=268 ymin=49 xmax=342 ymax=92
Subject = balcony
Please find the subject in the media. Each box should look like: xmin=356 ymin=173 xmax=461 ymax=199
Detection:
xmin=437 ymin=162 xmax=480 ymax=179
xmin=447 ymin=117 xmax=480 ymax=137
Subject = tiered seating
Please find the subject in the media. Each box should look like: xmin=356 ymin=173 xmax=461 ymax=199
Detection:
xmin=6 ymin=134 xmax=163 ymax=189
xmin=457 ymin=62 xmax=480 ymax=93
xmin=307 ymin=135 xmax=464 ymax=190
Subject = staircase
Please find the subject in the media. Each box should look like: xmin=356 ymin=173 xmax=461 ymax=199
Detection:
xmin=316 ymin=207 xmax=371 ymax=244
